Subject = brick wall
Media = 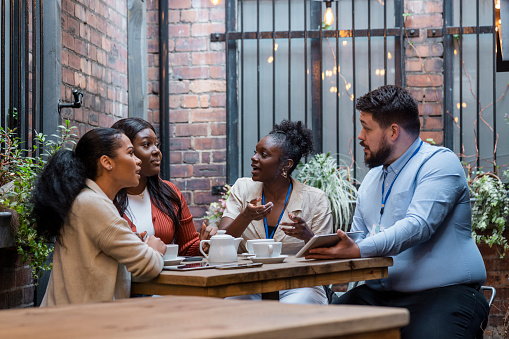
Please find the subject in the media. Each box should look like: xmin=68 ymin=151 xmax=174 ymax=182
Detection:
xmin=60 ymin=0 xmax=129 ymax=137
xmin=0 ymin=248 xmax=34 ymax=309
xmin=162 ymin=0 xmax=227 ymax=227
xmin=479 ymin=233 xmax=509 ymax=338
xmin=405 ymin=0 xmax=445 ymax=145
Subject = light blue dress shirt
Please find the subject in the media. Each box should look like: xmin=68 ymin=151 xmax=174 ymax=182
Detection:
xmin=353 ymin=138 xmax=486 ymax=292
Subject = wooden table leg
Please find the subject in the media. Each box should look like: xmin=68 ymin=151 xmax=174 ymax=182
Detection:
xmin=261 ymin=291 xmax=280 ymax=300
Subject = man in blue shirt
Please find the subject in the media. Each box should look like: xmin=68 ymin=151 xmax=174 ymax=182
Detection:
xmin=308 ymin=85 xmax=489 ymax=338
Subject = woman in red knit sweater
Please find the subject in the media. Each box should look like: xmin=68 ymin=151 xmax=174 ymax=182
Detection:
xmin=112 ymin=118 xmax=216 ymax=256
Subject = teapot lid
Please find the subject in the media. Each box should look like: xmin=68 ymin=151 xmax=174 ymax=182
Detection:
xmin=212 ymin=230 xmax=233 ymax=239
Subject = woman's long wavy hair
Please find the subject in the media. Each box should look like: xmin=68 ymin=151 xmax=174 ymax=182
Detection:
xmin=111 ymin=118 xmax=182 ymax=233
xmin=31 ymin=128 xmax=123 ymax=241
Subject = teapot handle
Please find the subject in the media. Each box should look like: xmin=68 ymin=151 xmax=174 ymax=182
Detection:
xmin=199 ymin=240 xmax=210 ymax=258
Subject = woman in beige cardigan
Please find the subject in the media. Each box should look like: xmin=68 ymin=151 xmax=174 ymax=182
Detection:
xmin=31 ymin=128 xmax=165 ymax=306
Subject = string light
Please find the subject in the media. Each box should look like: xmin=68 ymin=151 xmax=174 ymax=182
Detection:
xmin=210 ymin=0 xmax=220 ymax=5
xmin=324 ymin=1 xmax=334 ymax=26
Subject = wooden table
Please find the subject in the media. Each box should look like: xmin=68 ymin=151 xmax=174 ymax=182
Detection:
xmin=132 ymin=256 xmax=392 ymax=298
xmin=0 ymin=295 xmax=409 ymax=339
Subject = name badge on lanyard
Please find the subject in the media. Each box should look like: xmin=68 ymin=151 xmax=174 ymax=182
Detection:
xmin=376 ymin=140 xmax=423 ymax=238
xmin=370 ymin=224 xmax=385 ymax=237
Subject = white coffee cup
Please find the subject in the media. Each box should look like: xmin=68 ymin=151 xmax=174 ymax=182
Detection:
xmin=164 ymin=244 xmax=179 ymax=260
xmin=246 ymin=239 xmax=275 ymax=254
xmin=252 ymin=242 xmax=282 ymax=258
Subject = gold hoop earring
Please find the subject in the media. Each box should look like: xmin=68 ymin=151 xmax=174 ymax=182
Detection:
xmin=281 ymin=169 xmax=288 ymax=178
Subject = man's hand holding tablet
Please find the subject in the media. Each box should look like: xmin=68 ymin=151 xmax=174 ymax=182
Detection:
xmin=303 ymin=229 xmax=361 ymax=260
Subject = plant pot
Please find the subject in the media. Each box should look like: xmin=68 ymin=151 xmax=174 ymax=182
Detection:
xmin=0 ymin=211 xmax=14 ymax=248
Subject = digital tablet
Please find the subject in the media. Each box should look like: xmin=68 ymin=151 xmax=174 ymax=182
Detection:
xmin=295 ymin=233 xmax=341 ymax=258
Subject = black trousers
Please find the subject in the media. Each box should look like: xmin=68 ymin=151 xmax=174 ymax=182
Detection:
xmin=333 ymin=284 xmax=490 ymax=339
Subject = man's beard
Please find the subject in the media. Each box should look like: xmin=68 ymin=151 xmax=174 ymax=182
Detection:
xmin=362 ymin=136 xmax=393 ymax=169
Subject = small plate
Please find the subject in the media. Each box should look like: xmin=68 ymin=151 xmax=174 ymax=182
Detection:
xmin=164 ymin=257 xmax=185 ymax=266
xmin=238 ymin=252 xmax=256 ymax=259
xmin=250 ymin=255 xmax=288 ymax=264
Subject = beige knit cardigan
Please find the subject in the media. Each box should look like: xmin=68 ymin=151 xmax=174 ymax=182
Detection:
xmin=41 ymin=179 xmax=163 ymax=306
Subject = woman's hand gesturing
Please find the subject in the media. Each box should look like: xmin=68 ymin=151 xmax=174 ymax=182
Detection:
xmin=280 ymin=213 xmax=314 ymax=242
xmin=242 ymin=197 xmax=273 ymax=221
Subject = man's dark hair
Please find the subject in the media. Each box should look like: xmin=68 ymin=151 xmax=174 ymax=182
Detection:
xmin=356 ymin=85 xmax=420 ymax=136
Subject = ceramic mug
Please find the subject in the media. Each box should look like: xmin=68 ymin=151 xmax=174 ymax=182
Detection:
xmin=164 ymin=244 xmax=179 ymax=260
xmin=246 ymin=239 xmax=275 ymax=254
xmin=252 ymin=242 xmax=282 ymax=258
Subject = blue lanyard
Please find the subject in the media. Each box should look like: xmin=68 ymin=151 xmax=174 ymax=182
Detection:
xmin=380 ymin=140 xmax=423 ymax=221
xmin=262 ymin=181 xmax=292 ymax=239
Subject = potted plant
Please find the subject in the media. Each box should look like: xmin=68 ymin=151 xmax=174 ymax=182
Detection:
xmin=295 ymin=153 xmax=358 ymax=231
xmin=0 ymin=210 xmax=13 ymax=248
xmin=0 ymin=121 xmax=77 ymax=280
xmin=468 ymin=170 xmax=509 ymax=258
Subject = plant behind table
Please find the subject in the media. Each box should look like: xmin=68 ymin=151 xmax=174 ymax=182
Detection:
xmin=0 ymin=120 xmax=77 ymax=281
xmin=205 ymin=184 xmax=231 ymax=227
xmin=469 ymin=170 xmax=509 ymax=258
xmin=295 ymin=152 xmax=358 ymax=231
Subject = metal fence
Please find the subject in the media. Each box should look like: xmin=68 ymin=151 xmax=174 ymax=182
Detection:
xmin=215 ymin=0 xmax=509 ymax=183
xmin=1 ymin=0 xmax=44 ymax=151
xmin=215 ymin=0 xmax=405 ymax=182
xmin=443 ymin=0 xmax=509 ymax=176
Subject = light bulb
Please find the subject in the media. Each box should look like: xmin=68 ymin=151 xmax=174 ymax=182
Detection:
xmin=324 ymin=7 xmax=334 ymax=26
xmin=211 ymin=0 xmax=221 ymax=5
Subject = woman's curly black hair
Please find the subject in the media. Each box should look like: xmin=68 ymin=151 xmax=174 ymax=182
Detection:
xmin=268 ymin=119 xmax=314 ymax=176
xmin=31 ymin=128 xmax=123 ymax=241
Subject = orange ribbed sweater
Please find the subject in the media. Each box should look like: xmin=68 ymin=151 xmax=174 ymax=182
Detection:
xmin=124 ymin=180 xmax=201 ymax=256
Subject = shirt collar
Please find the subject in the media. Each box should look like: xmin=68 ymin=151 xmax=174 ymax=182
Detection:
xmin=384 ymin=137 xmax=422 ymax=175
xmin=84 ymin=179 xmax=111 ymax=201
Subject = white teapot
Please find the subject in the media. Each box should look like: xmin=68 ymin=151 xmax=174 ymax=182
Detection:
xmin=200 ymin=230 xmax=242 ymax=264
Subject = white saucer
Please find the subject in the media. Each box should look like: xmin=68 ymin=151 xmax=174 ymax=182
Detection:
xmin=250 ymin=255 xmax=288 ymax=264
xmin=239 ymin=252 xmax=256 ymax=259
xmin=164 ymin=257 xmax=185 ymax=266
